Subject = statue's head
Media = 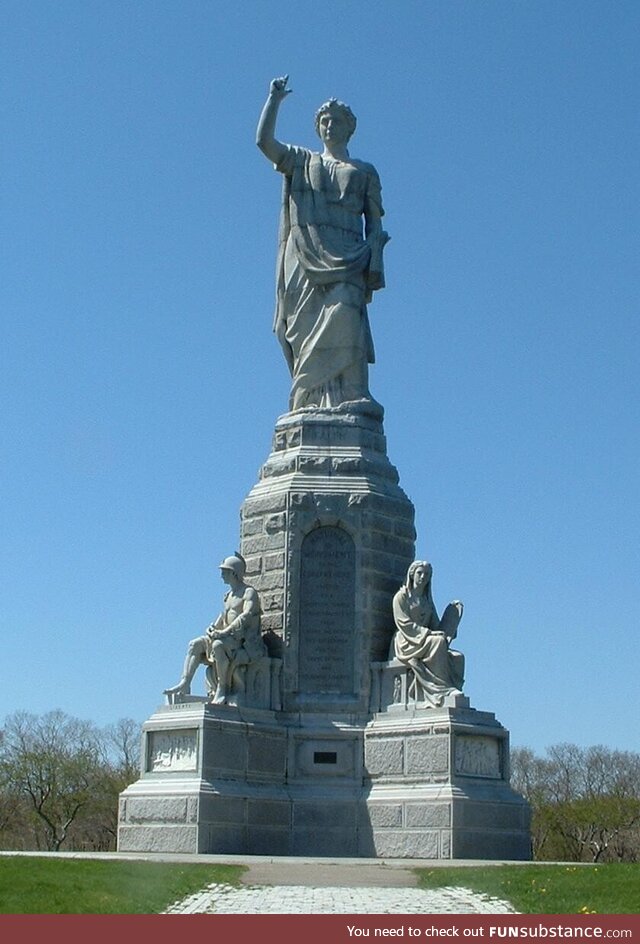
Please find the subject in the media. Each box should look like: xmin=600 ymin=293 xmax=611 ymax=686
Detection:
xmin=314 ymin=98 xmax=357 ymax=142
xmin=219 ymin=552 xmax=246 ymax=581
xmin=406 ymin=560 xmax=432 ymax=592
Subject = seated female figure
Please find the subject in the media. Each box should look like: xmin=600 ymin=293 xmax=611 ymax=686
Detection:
xmin=392 ymin=560 xmax=465 ymax=707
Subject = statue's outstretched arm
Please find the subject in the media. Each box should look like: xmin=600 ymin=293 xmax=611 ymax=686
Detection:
xmin=256 ymin=75 xmax=291 ymax=165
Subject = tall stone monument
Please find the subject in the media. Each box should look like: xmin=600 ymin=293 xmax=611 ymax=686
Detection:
xmin=117 ymin=76 xmax=531 ymax=859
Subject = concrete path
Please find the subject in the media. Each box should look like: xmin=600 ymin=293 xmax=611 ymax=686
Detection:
xmin=240 ymin=860 xmax=420 ymax=888
xmin=163 ymin=883 xmax=518 ymax=914
xmin=160 ymin=857 xmax=519 ymax=914
xmin=0 ymin=851 xmax=521 ymax=914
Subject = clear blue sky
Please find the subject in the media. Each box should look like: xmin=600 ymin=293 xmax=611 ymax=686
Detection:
xmin=2 ymin=1 xmax=638 ymax=755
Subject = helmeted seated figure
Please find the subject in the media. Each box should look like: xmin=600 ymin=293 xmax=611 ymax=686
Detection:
xmin=164 ymin=553 xmax=266 ymax=706
xmin=391 ymin=560 xmax=465 ymax=707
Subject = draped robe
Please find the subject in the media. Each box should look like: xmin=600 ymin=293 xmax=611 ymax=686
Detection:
xmin=274 ymin=145 xmax=386 ymax=410
xmin=392 ymin=585 xmax=465 ymax=707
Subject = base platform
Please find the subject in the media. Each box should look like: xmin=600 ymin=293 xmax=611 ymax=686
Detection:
xmin=118 ymin=699 xmax=531 ymax=859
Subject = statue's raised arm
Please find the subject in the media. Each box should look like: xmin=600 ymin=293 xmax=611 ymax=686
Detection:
xmin=257 ymin=75 xmax=389 ymax=413
xmin=256 ymin=75 xmax=292 ymax=166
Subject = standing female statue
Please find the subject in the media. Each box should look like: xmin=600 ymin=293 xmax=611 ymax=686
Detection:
xmin=256 ymin=75 xmax=389 ymax=411
xmin=392 ymin=561 xmax=465 ymax=707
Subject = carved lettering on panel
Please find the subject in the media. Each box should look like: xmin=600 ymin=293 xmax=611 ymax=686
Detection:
xmin=298 ymin=526 xmax=355 ymax=695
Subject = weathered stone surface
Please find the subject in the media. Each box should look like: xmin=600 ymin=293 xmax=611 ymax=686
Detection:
xmin=293 ymin=800 xmax=357 ymax=828
xmin=127 ymin=797 xmax=188 ymax=824
xmin=118 ymin=825 xmax=197 ymax=853
xmin=238 ymin=407 xmax=415 ymax=710
xmin=371 ymin=829 xmax=441 ymax=859
xmin=406 ymin=736 xmax=450 ymax=774
xmin=201 ymin=727 xmax=247 ymax=774
xmin=405 ymin=803 xmax=451 ymax=828
xmin=198 ymin=794 xmax=244 ymax=825
xmin=248 ymin=800 xmax=290 ymax=827
xmin=244 ymin=556 xmax=262 ymax=576
xmin=365 ymin=737 xmax=404 ymax=776
xmin=119 ymin=703 xmax=530 ymax=859
xmin=203 ymin=825 xmax=246 ymax=854
xmin=452 ymin=829 xmax=532 ymax=861
xmin=292 ymin=827 xmax=359 ymax=857
xmin=367 ymin=804 xmax=403 ymax=828
xmin=248 ymin=734 xmax=287 ymax=776
xmin=247 ymin=827 xmax=291 ymax=856
xmin=242 ymin=533 xmax=286 ymax=555
xmin=261 ymin=591 xmax=284 ymax=611
xmin=265 ymin=513 xmax=286 ymax=533
xmin=457 ymin=801 xmax=528 ymax=830
xmin=242 ymin=493 xmax=287 ymax=515
xmin=255 ymin=570 xmax=284 ymax=590
xmin=264 ymin=552 xmax=285 ymax=571
xmin=441 ymin=830 xmax=452 ymax=859
xmin=241 ymin=517 xmax=264 ymax=537
xmin=261 ymin=613 xmax=283 ymax=633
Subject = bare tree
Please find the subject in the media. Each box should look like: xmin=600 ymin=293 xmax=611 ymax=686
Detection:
xmin=90 ymin=717 xmax=142 ymax=847
xmin=512 ymin=743 xmax=640 ymax=862
xmin=105 ymin=717 xmax=142 ymax=781
xmin=0 ymin=710 xmax=140 ymax=852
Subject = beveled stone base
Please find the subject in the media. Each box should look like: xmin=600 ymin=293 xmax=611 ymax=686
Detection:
xmin=363 ymin=705 xmax=531 ymax=859
xmin=118 ymin=699 xmax=531 ymax=859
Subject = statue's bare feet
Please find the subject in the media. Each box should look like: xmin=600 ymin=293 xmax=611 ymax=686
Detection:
xmin=211 ymin=686 xmax=227 ymax=705
xmin=164 ymin=682 xmax=190 ymax=696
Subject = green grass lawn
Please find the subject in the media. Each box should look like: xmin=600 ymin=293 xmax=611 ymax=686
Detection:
xmin=0 ymin=856 xmax=244 ymax=914
xmin=417 ymin=863 xmax=640 ymax=914
xmin=2 ymin=856 xmax=638 ymax=915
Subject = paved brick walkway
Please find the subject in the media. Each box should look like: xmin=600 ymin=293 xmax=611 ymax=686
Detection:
xmin=164 ymin=883 xmax=518 ymax=915
xmin=0 ymin=850 xmax=522 ymax=914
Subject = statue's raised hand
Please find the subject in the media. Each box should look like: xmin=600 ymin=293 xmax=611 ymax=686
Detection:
xmin=270 ymin=75 xmax=292 ymax=101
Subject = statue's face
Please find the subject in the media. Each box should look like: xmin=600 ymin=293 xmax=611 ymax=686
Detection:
xmin=318 ymin=109 xmax=351 ymax=146
xmin=412 ymin=565 xmax=429 ymax=591
xmin=220 ymin=567 xmax=234 ymax=585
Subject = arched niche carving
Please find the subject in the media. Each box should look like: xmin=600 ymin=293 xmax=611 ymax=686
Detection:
xmin=298 ymin=526 xmax=356 ymax=695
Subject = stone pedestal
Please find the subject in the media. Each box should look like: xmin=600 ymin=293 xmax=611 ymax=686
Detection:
xmin=239 ymin=403 xmax=416 ymax=714
xmin=118 ymin=698 xmax=530 ymax=858
xmin=118 ymin=402 xmax=531 ymax=859
xmin=118 ymin=702 xmax=369 ymax=856
xmin=363 ymin=704 xmax=531 ymax=859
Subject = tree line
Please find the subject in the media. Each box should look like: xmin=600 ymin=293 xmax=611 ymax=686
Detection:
xmin=511 ymin=744 xmax=640 ymax=862
xmin=0 ymin=710 xmax=141 ymax=852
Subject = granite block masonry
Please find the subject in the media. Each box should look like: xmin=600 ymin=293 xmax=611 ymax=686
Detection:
xmin=118 ymin=401 xmax=531 ymax=859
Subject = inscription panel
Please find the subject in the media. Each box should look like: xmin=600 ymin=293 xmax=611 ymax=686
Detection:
xmin=298 ymin=526 xmax=355 ymax=694
xmin=147 ymin=729 xmax=198 ymax=773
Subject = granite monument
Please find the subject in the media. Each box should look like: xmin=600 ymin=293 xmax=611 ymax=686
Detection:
xmin=117 ymin=76 xmax=531 ymax=859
